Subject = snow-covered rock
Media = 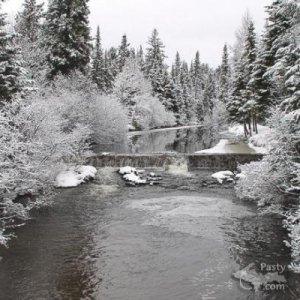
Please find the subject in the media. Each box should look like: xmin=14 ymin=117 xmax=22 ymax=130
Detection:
xmin=118 ymin=166 xmax=137 ymax=175
xmin=118 ymin=167 xmax=162 ymax=186
xmin=55 ymin=166 xmax=97 ymax=188
xmin=123 ymin=173 xmax=146 ymax=184
xmin=211 ymin=170 xmax=234 ymax=184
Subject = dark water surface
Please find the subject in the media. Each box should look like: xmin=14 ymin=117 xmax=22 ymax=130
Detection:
xmin=0 ymin=168 xmax=299 ymax=300
xmin=96 ymin=126 xmax=219 ymax=154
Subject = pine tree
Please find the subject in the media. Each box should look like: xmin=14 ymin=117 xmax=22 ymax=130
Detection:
xmin=91 ymin=26 xmax=105 ymax=91
xmin=15 ymin=0 xmax=44 ymax=43
xmin=191 ymin=51 xmax=203 ymax=97
xmin=218 ymin=44 xmax=230 ymax=103
xmin=102 ymin=50 xmax=115 ymax=92
xmin=227 ymin=21 xmax=258 ymax=136
xmin=45 ymin=0 xmax=91 ymax=79
xmin=117 ymin=34 xmax=130 ymax=72
xmin=240 ymin=21 xmax=258 ymax=134
xmin=279 ymin=0 xmax=300 ymax=114
xmin=137 ymin=45 xmax=144 ymax=67
xmin=0 ymin=8 xmax=23 ymax=103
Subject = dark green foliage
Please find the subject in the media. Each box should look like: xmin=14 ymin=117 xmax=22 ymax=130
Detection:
xmin=45 ymin=0 xmax=91 ymax=79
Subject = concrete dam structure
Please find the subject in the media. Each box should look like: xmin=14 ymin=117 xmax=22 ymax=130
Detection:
xmin=87 ymin=153 xmax=264 ymax=171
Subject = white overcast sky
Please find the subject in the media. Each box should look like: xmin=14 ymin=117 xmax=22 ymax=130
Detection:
xmin=3 ymin=0 xmax=272 ymax=67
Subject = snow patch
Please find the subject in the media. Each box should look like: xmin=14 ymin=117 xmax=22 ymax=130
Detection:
xmin=195 ymin=139 xmax=229 ymax=154
xmin=118 ymin=166 xmax=161 ymax=186
xmin=123 ymin=173 xmax=147 ymax=184
xmin=228 ymin=124 xmax=272 ymax=154
xmin=211 ymin=171 xmax=234 ymax=184
xmin=118 ymin=166 xmax=136 ymax=175
xmin=55 ymin=166 xmax=97 ymax=188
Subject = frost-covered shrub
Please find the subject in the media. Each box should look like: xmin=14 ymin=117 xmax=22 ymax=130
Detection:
xmin=133 ymin=95 xmax=176 ymax=130
xmin=235 ymin=108 xmax=300 ymax=206
xmin=92 ymin=94 xmax=128 ymax=145
xmin=0 ymin=72 xmax=128 ymax=245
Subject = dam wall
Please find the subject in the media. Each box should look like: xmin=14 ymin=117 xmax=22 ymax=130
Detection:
xmin=87 ymin=153 xmax=264 ymax=171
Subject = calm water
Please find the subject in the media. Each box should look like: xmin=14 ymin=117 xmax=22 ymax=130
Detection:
xmin=0 ymin=168 xmax=299 ymax=300
xmin=95 ymin=126 xmax=257 ymax=154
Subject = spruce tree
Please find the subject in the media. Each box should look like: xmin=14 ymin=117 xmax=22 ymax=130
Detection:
xmin=117 ymin=34 xmax=130 ymax=72
xmin=0 ymin=8 xmax=23 ymax=103
xmin=45 ymin=0 xmax=91 ymax=79
xmin=15 ymin=0 xmax=44 ymax=43
xmin=191 ymin=51 xmax=203 ymax=97
xmin=218 ymin=44 xmax=230 ymax=103
xmin=91 ymin=26 xmax=105 ymax=91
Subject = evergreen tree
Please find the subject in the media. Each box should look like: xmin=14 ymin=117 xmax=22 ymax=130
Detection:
xmin=218 ymin=44 xmax=230 ymax=103
xmin=191 ymin=51 xmax=203 ymax=97
xmin=0 ymin=8 xmax=23 ymax=103
xmin=91 ymin=26 xmax=105 ymax=91
xmin=137 ymin=45 xmax=144 ymax=67
xmin=227 ymin=21 xmax=257 ymax=135
xmin=117 ymin=34 xmax=130 ymax=71
xmin=279 ymin=0 xmax=300 ymax=113
xmin=144 ymin=28 xmax=174 ymax=108
xmin=45 ymin=0 xmax=91 ymax=79
xmin=15 ymin=0 xmax=44 ymax=43
xmin=102 ymin=50 xmax=115 ymax=92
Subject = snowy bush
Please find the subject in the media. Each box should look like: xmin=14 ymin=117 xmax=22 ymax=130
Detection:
xmin=0 ymin=73 xmax=128 ymax=245
xmin=92 ymin=94 xmax=128 ymax=146
xmin=235 ymin=108 xmax=300 ymax=206
xmin=133 ymin=95 xmax=176 ymax=130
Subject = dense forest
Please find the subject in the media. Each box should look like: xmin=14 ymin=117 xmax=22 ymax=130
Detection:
xmin=0 ymin=0 xmax=299 ymax=269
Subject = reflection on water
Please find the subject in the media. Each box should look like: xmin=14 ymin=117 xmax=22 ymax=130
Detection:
xmin=95 ymin=126 xmax=257 ymax=154
xmin=0 ymin=169 xmax=299 ymax=300
xmin=128 ymin=126 xmax=219 ymax=154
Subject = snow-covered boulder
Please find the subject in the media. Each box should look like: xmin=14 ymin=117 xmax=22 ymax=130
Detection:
xmin=118 ymin=166 xmax=137 ymax=175
xmin=118 ymin=167 xmax=162 ymax=186
xmin=55 ymin=166 xmax=97 ymax=188
xmin=211 ymin=170 xmax=234 ymax=184
xmin=123 ymin=173 xmax=146 ymax=184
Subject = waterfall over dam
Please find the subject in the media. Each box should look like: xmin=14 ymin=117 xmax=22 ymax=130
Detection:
xmin=87 ymin=153 xmax=264 ymax=170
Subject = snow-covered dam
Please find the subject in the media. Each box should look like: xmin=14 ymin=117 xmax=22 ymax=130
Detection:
xmin=87 ymin=153 xmax=264 ymax=170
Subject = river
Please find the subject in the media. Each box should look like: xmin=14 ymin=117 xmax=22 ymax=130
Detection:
xmin=0 ymin=127 xmax=299 ymax=300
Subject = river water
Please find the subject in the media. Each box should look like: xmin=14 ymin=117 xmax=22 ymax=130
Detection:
xmin=1 ymin=127 xmax=300 ymax=299
xmin=96 ymin=125 xmax=257 ymax=154
xmin=0 ymin=167 xmax=299 ymax=300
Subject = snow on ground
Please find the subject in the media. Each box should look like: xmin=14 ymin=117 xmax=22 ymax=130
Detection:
xmin=196 ymin=139 xmax=230 ymax=154
xmin=211 ymin=171 xmax=234 ymax=184
xmin=228 ymin=124 xmax=273 ymax=154
xmin=55 ymin=166 xmax=97 ymax=188
xmin=195 ymin=139 xmax=259 ymax=154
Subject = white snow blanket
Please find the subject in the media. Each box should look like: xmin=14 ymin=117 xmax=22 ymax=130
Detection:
xmin=55 ymin=166 xmax=97 ymax=188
